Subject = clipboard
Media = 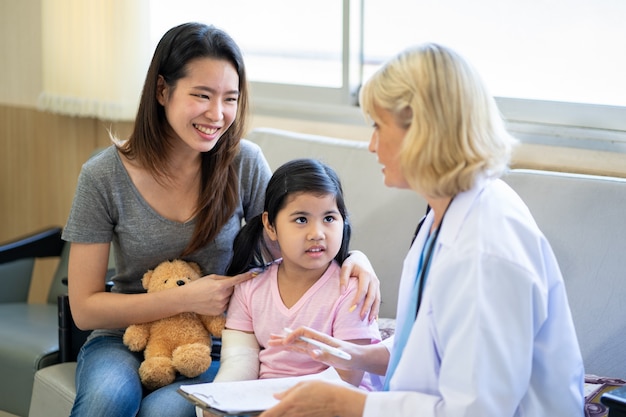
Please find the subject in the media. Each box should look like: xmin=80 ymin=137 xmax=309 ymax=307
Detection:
xmin=178 ymin=367 xmax=349 ymax=416
xmin=177 ymin=389 xmax=262 ymax=416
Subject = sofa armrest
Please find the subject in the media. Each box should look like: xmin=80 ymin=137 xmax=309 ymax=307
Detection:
xmin=57 ymin=271 xmax=116 ymax=363
xmin=58 ymin=294 xmax=90 ymax=363
xmin=0 ymin=227 xmax=64 ymax=264
xmin=0 ymin=227 xmax=64 ymax=304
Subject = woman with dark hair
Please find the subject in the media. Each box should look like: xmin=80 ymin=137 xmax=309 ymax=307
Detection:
xmin=63 ymin=23 xmax=380 ymax=417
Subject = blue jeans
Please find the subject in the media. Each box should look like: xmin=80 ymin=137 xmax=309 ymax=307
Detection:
xmin=70 ymin=335 xmax=219 ymax=417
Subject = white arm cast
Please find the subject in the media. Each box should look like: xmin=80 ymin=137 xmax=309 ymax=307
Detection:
xmin=213 ymin=329 xmax=261 ymax=382
xmin=195 ymin=330 xmax=261 ymax=417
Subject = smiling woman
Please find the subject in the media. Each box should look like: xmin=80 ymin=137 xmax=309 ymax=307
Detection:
xmin=155 ymin=58 xmax=240 ymax=154
xmin=61 ymin=22 xmax=273 ymax=417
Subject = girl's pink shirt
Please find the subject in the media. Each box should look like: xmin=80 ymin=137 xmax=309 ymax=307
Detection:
xmin=225 ymin=260 xmax=381 ymax=380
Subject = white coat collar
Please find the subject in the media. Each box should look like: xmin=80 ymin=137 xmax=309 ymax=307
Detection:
xmin=420 ymin=175 xmax=494 ymax=249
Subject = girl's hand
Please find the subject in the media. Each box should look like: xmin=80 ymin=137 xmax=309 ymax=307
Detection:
xmin=340 ymin=250 xmax=381 ymax=322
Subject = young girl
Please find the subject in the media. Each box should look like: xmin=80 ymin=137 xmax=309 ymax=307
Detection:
xmin=211 ymin=159 xmax=381 ymax=389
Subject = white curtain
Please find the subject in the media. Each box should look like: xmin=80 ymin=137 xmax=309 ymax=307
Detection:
xmin=38 ymin=0 xmax=151 ymax=121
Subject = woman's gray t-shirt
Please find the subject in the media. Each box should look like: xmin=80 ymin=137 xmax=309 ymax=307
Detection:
xmin=62 ymin=139 xmax=271 ymax=296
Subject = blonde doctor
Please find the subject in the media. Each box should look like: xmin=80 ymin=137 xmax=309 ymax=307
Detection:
xmin=263 ymin=43 xmax=585 ymax=417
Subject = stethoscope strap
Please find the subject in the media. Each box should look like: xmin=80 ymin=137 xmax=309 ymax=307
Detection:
xmin=412 ymin=197 xmax=454 ymax=317
xmin=411 ymin=205 xmax=432 ymax=246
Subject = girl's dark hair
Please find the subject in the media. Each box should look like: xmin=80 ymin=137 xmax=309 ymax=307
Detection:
xmin=227 ymin=158 xmax=351 ymax=275
xmin=119 ymin=22 xmax=249 ymax=256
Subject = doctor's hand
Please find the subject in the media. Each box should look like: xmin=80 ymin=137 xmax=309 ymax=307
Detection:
xmin=200 ymin=408 xmax=221 ymax=417
xmin=267 ymin=326 xmax=359 ymax=371
xmin=260 ymin=380 xmax=366 ymax=417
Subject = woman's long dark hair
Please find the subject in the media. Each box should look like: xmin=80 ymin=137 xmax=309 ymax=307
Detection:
xmin=227 ymin=159 xmax=351 ymax=275
xmin=119 ymin=22 xmax=249 ymax=256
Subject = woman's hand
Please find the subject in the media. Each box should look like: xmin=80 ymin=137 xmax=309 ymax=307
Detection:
xmin=260 ymin=380 xmax=366 ymax=417
xmin=184 ymin=271 xmax=256 ymax=316
xmin=340 ymin=250 xmax=381 ymax=322
xmin=68 ymin=243 xmax=256 ymax=329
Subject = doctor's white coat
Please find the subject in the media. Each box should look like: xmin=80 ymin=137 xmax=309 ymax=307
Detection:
xmin=364 ymin=177 xmax=584 ymax=417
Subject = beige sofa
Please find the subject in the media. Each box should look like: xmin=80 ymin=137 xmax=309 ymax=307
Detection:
xmin=28 ymin=127 xmax=626 ymax=416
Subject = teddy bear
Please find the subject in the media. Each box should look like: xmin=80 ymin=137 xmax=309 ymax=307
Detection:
xmin=123 ymin=259 xmax=226 ymax=390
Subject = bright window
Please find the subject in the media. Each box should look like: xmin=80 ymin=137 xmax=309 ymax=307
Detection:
xmin=363 ymin=0 xmax=626 ymax=108
xmin=149 ymin=0 xmax=626 ymax=140
xmin=149 ymin=0 xmax=344 ymax=87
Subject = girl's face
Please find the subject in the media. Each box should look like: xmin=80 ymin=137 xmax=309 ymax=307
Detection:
xmin=264 ymin=192 xmax=344 ymax=274
xmin=368 ymin=105 xmax=410 ymax=189
xmin=157 ymin=57 xmax=239 ymax=153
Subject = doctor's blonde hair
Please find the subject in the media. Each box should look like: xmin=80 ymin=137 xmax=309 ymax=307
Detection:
xmin=360 ymin=43 xmax=517 ymax=198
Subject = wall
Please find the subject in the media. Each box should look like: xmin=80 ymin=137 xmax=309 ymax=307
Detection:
xmin=1 ymin=0 xmax=625 ymax=302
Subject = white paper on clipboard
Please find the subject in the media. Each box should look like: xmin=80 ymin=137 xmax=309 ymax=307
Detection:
xmin=178 ymin=367 xmax=349 ymax=415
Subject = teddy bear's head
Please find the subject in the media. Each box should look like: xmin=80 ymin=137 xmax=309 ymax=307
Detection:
xmin=141 ymin=259 xmax=203 ymax=293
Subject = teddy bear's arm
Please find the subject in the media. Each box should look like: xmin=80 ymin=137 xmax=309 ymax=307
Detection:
xmin=123 ymin=323 xmax=151 ymax=351
xmin=199 ymin=314 xmax=227 ymax=338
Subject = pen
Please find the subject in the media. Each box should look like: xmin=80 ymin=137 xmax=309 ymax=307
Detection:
xmin=283 ymin=328 xmax=352 ymax=360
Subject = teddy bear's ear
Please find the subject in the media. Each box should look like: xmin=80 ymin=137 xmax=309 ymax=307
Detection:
xmin=142 ymin=269 xmax=154 ymax=289
xmin=188 ymin=262 xmax=202 ymax=276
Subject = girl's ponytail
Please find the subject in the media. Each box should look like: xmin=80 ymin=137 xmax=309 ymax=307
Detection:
xmin=227 ymin=214 xmax=267 ymax=275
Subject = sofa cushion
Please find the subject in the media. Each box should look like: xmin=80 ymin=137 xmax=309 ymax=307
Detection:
xmin=28 ymin=362 xmax=76 ymax=417
xmin=0 ymin=303 xmax=58 ymax=416
xmin=503 ymin=170 xmax=626 ymax=379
